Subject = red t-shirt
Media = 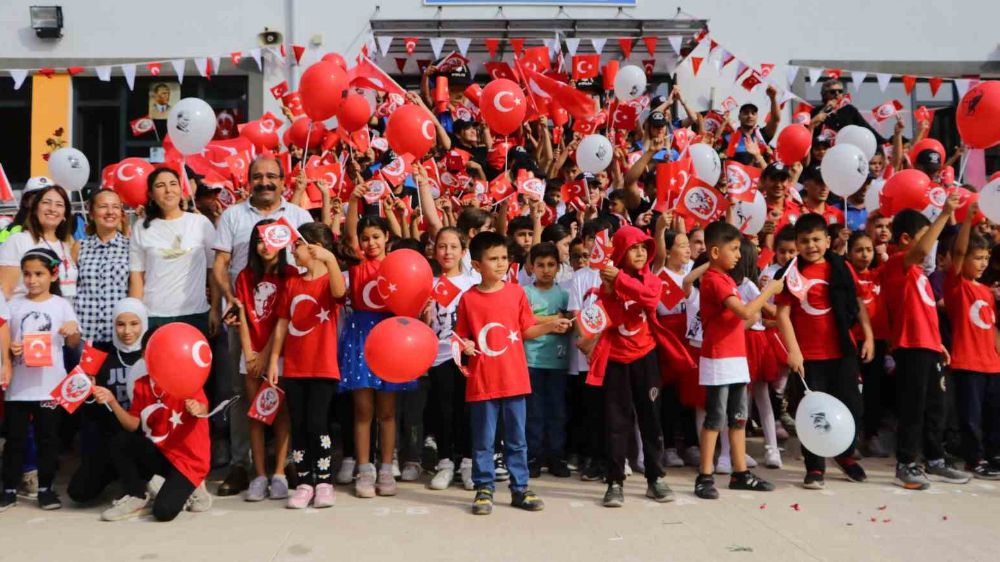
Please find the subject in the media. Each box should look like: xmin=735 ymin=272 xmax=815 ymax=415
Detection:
xmin=775 ymin=260 xmax=860 ymax=360
xmin=600 ymin=275 xmax=657 ymax=364
xmin=879 ymin=253 xmax=941 ymax=351
xmin=454 ymin=283 xmax=536 ymax=402
xmin=853 ymin=267 xmax=889 ymax=341
xmin=803 ymin=201 xmax=845 ymax=225
xmin=700 ymin=267 xmax=745 ymax=360
xmin=943 ymin=271 xmax=1000 ymax=374
xmin=128 ymin=376 xmax=210 ymax=486
xmin=234 ymin=266 xmax=294 ymax=353
xmin=349 ymin=257 xmax=387 ymax=312
xmin=278 ymin=273 xmax=341 ymax=379
xmin=769 ymin=198 xmax=802 ymax=233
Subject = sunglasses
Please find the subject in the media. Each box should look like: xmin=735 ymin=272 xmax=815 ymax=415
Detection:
xmin=824 ymin=89 xmax=844 ymax=95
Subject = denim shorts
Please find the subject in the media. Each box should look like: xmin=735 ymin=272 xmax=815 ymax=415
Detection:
xmin=703 ymin=383 xmax=749 ymax=430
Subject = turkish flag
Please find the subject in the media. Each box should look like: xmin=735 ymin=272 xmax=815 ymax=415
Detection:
xmin=269 ymin=81 xmax=289 ymax=100
xmin=378 ymin=153 xmax=414 ymax=188
xmin=577 ymin=300 xmax=609 ymax=337
xmin=306 ymin=163 xmax=343 ymax=202
xmin=438 ymin=52 xmax=470 ymax=73
xmin=147 ymin=62 xmax=161 ymax=76
xmin=503 ymin=262 xmax=521 ymax=285
xmin=572 ymin=55 xmax=600 ymax=80
xmin=247 ymin=384 xmax=284 ymax=425
xmin=488 ymin=173 xmax=514 ymax=201
xmin=484 ymin=62 xmax=518 ymax=82
xmin=757 ymin=246 xmax=775 ymax=271
xmin=130 ymin=115 xmax=155 ymax=137
xmin=23 ymin=332 xmax=53 ymax=368
xmin=231 ymin=51 xmax=242 ymax=66
xmin=561 ymin=178 xmax=588 ymax=211
xmin=364 ymin=179 xmax=391 ymax=204
xmin=517 ymin=175 xmax=545 ymax=201
xmin=227 ymin=153 xmax=251 ymax=188
xmin=654 ymin=156 xmax=692 ymax=212
xmin=519 ymin=46 xmax=551 ymax=73
xmin=349 ymin=127 xmax=371 ymax=153
xmin=657 ymin=270 xmax=685 ymax=310
xmin=445 ymin=148 xmax=472 ymax=172
xmin=78 ymin=342 xmax=108 ymax=376
xmin=871 ymin=99 xmax=903 ymax=123
xmin=282 ymin=92 xmax=304 ymax=118
xmin=432 ymin=276 xmax=461 ymax=307
xmin=50 ymin=366 xmax=93 ymax=414
xmin=740 ymin=70 xmax=763 ymax=92
xmin=522 ymin=67 xmax=597 ymax=122
xmin=610 ymin=101 xmax=639 ymax=131
xmin=449 ymin=334 xmax=471 ymax=376
xmin=348 ymin=57 xmax=407 ymax=97
xmin=573 ymin=109 xmax=608 ymax=136
xmin=589 ymin=230 xmax=613 ymax=270
xmin=257 ymin=217 xmax=301 ymax=253
xmin=675 ymin=178 xmax=730 ymax=226
xmin=404 ymin=37 xmax=418 ymax=55
xmin=781 ymin=258 xmax=809 ymax=302
xmin=724 ymin=160 xmax=762 ymax=202
xmin=914 ymin=105 xmax=937 ymax=127
xmin=99 ymin=164 xmax=117 ymax=191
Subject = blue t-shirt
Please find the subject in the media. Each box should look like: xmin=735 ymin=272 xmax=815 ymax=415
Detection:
xmin=522 ymin=283 xmax=569 ymax=370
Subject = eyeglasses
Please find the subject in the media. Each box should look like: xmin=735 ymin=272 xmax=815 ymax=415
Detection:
xmin=824 ymin=89 xmax=844 ymax=95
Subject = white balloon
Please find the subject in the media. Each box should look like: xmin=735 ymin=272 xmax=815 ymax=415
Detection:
xmin=821 ymin=143 xmax=868 ymax=198
xmin=167 ymin=98 xmax=217 ymax=155
xmin=979 ymin=179 xmax=1000 ymax=224
xmin=576 ymin=134 xmax=613 ymax=174
xmin=689 ymin=143 xmax=721 ymax=185
xmin=795 ymin=391 xmax=856 ymax=458
xmin=864 ymin=178 xmax=885 ymax=212
xmin=733 ymin=190 xmax=768 ymax=235
xmin=47 ymin=147 xmax=90 ymax=191
xmin=614 ymin=65 xmax=647 ymax=102
xmin=836 ymin=125 xmax=877 ymax=161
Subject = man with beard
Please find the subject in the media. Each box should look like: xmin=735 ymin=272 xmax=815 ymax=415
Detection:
xmin=211 ymin=155 xmax=312 ymax=498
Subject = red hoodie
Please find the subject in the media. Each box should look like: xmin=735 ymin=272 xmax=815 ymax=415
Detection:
xmin=586 ymin=226 xmax=695 ymax=387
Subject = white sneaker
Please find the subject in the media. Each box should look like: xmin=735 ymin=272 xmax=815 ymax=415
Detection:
xmin=664 ymin=448 xmax=685 ymax=468
xmin=745 ymin=454 xmax=758 ymax=469
xmin=391 ymin=453 xmax=401 ymax=479
xmin=424 ymin=435 xmax=438 ymax=453
xmin=400 ymin=462 xmax=422 ymax=482
xmin=336 ymin=458 xmax=356 ymax=485
xmin=147 ymin=475 xmax=165 ymax=498
xmin=184 ymin=482 xmax=213 ymax=512
xmin=624 ymin=459 xmax=633 ymax=477
xmin=245 ymin=476 xmax=269 ymax=502
xmin=764 ymin=447 xmax=783 ymax=469
xmin=429 ymin=460 xmax=454 ymax=490
xmin=459 ymin=458 xmax=474 ymax=490
xmin=101 ymin=494 xmax=151 ymax=521
xmin=715 ymin=456 xmax=732 ymax=475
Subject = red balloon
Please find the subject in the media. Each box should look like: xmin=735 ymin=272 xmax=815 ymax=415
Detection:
xmin=939 ymin=165 xmax=955 ymax=187
xmin=240 ymin=119 xmax=280 ymax=152
xmin=321 ymin=52 xmax=347 ymax=70
xmin=113 ymin=157 xmax=155 ymax=208
xmin=480 ymin=79 xmax=527 ymax=135
xmin=378 ymin=249 xmax=433 ymax=317
xmin=463 ymin=84 xmax=483 ymax=106
xmin=364 ymin=317 xmax=437 ymax=383
xmin=299 ymin=61 xmax=348 ymax=121
xmin=990 ymin=171 xmax=1000 ymax=183
xmin=907 ymin=138 xmax=945 ymax=166
xmin=950 ymin=187 xmax=985 ymax=224
xmin=288 ymin=118 xmax=327 ymax=149
xmin=775 ymin=124 xmax=812 ymax=165
xmin=879 ymin=169 xmax=933 ymax=217
xmin=144 ymin=323 xmax=212 ymax=399
xmin=956 ymin=81 xmax=1000 ymax=149
xmin=385 ymin=104 xmax=437 ymax=159
xmin=337 ymin=93 xmax=372 ymax=133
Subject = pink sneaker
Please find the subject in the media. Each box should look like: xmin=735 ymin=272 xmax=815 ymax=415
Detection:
xmin=313 ymin=483 xmax=336 ymax=508
xmin=286 ymin=484 xmax=314 ymax=509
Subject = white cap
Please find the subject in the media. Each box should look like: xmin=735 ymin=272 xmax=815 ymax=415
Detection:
xmin=24 ymin=176 xmax=54 ymax=194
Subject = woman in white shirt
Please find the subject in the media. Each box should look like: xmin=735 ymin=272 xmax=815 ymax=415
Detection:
xmin=0 ymin=185 xmax=78 ymax=303
xmin=129 ymin=168 xmax=219 ymax=336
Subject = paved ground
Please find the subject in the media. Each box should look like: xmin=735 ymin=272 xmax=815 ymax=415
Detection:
xmin=1 ymin=440 xmax=998 ymax=562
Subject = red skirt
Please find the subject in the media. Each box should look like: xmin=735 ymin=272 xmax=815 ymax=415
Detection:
xmin=746 ymin=328 xmax=785 ymax=383
xmin=677 ymin=344 xmax=706 ymax=409
xmin=659 ymin=313 xmax=687 ymax=385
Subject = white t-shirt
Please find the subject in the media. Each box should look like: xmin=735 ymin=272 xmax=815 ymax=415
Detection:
xmin=212 ymin=199 xmax=313 ymax=286
xmin=129 ymin=213 xmax=216 ymax=317
xmin=6 ymin=295 xmax=77 ymax=401
xmin=565 ymin=267 xmax=602 ymax=375
xmin=738 ymin=278 xmax=765 ymax=331
xmin=685 ymin=286 xmax=703 ymax=348
xmin=460 ymin=250 xmax=482 ymax=284
xmin=0 ymin=231 xmax=78 ymax=300
xmin=428 ymin=273 xmax=476 ymax=367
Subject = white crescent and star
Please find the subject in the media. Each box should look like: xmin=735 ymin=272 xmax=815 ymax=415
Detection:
xmin=477 ymin=322 xmax=510 ymax=357
xmin=421 ymin=120 xmax=435 ymax=141
xmin=191 ymin=341 xmax=211 ymax=369
xmin=361 ymin=280 xmax=386 ymax=310
xmin=575 ymin=60 xmax=592 ymax=76
xmin=493 ymin=91 xmax=519 ymax=113
xmin=799 ymin=279 xmax=832 ymax=316
xmin=28 ymin=339 xmax=47 ymax=353
xmin=116 ymin=162 xmax=137 ymax=182
xmin=969 ymin=299 xmax=993 ymax=330
xmin=140 ymin=402 xmax=170 ymax=444
xmin=288 ymin=294 xmax=320 ymax=336
xmin=916 ymin=275 xmax=937 ymax=308
xmin=617 ymin=310 xmax=647 ymax=337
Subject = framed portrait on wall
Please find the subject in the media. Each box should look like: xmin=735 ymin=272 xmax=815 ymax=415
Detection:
xmin=149 ymin=82 xmax=180 ymax=120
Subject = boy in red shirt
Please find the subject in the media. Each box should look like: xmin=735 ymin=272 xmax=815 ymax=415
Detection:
xmin=800 ymin=165 xmax=845 ymax=226
xmin=695 ymin=222 xmax=783 ymax=500
xmin=945 ymin=202 xmax=1000 ymax=479
xmin=881 ymin=193 xmax=971 ymax=489
xmin=776 ymin=214 xmax=874 ymax=490
xmin=455 ymin=231 xmax=572 ymax=515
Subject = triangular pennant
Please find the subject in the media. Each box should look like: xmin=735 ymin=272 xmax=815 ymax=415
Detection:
xmin=807 ymin=67 xmax=822 ymax=86
xmin=720 ymin=51 xmax=735 ymax=68
xmin=267 ymin=46 xmax=286 ymax=66
xmin=146 ymin=62 xmax=162 ymax=76
xmin=850 ymin=70 xmax=867 ymax=93
xmin=778 ymin=89 xmax=797 ymax=106
xmin=510 ymin=38 xmax=524 ymax=57
xmin=667 ymin=35 xmax=682 ymax=56
xmin=249 ymin=48 xmax=263 ymax=71
xmin=618 ymin=38 xmax=633 ymax=59
xmin=8 ymin=69 xmax=27 ymax=90
xmin=94 ymin=65 xmax=111 ymax=82
xmin=66 ymin=66 xmax=85 ymax=76
xmin=404 ymin=37 xmax=419 ymax=56
xmin=642 ymin=36 xmax=657 ymax=56
xmin=171 ymin=58 xmax=186 ymax=83
xmin=785 ymin=65 xmax=799 ymax=86
xmin=394 ymin=57 xmax=407 ymax=73
xmin=38 ymin=67 xmax=55 ymax=78
xmin=709 ymin=39 xmax=718 ymax=54
xmin=901 ymin=75 xmax=917 ymax=95
xmin=430 ymin=37 xmax=446 ymax=59
xmin=543 ymin=37 xmax=558 ymax=59
xmin=875 ymin=72 xmax=891 ymax=93
xmin=0 ymin=161 xmax=14 ymax=202
xmin=735 ymin=61 xmax=748 ymax=80
xmin=565 ymin=37 xmax=580 ymax=57
xmin=230 ymin=51 xmax=242 ymax=66
xmin=210 ymin=56 xmax=221 ymax=77
xmin=711 ymin=57 xmax=722 ymax=74
xmin=121 ymin=63 xmax=137 ymax=90
xmin=928 ymin=77 xmax=944 ymax=97
xmin=691 ymin=56 xmax=703 ymax=76
xmin=591 ymin=37 xmax=607 ymax=55
xmin=292 ymin=45 xmax=306 ymax=65
xmin=377 ymin=36 xmax=393 ymax=57
xmin=485 ymin=38 xmax=500 ymax=59
xmin=825 ymin=68 xmax=842 ymax=80
xmin=455 ymin=37 xmax=471 ymax=57
xmin=194 ymin=57 xmax=209 ymax=78
xmin=954 ymin=78 xmax=971 ymax=99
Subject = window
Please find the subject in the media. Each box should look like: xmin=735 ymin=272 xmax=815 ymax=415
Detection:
xmin=0 ymin=79 xmax=33 ymax=187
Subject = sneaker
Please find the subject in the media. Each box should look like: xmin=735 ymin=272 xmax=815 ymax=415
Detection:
xmin=391 ymin=454 xmax=401 ymax=479
xmin=729 ymin=471 xmax=775 ymax=492
xmin=925 ymin=462 xmax=971 ymax=484
xmin=270 ymin=475 xmax=289 ymax=500
xmin=602 ymin=482 xmax=625 ymax=507
xmin=715 ymin=456 xmax=732 ymax=475
xmin=894 ymin=463 xmax=930 ymax=490
xmin=566 ymin=454 xmax=580 ymax=472
xmin=803 ymin=471 xmax=825 ymax=490
xmin=459 ymin=458 xmax=475 ymax=491
xmin=147 ymin=475 xmax=165 ymax=498
xmin=664 ymin=448 xmax=685 ymax=468
xmin=424 ymin=435 xmax=438 ymax=453
xmin=861 ymin=435 xmax=889 ymax=458
xmin=471 ymin=488 xmax=494 ymax=515
xmin=0 ymin=491 xmax=16 ymax=513
xmin=216 ymin=465 xmax=249 ymax=497
xmin=968 ymin=461 xmax=1000 ymax=480
xmin=286 ymin=484 xmax=314 ymax=509
xmin=400 ymin=462 xmax=422 ymax=482
xmin=683 ymin=446 xmax=701 ymax=467
xmin=764 ymin=447 xmax=783 ymax=469
xmin=624 ymin=459 xmax=633 ymax=477
xmin=581 ymin=461 xmax=605 ymax=482
xmin=549 ymin=459 xmax=571 ymax=478
xmin=184 ymin=482 xmax=213 ymax=512
xmin=17 ymin=470 xmax=38 ymax=499
xmin=775 ymin=423 xmax=790 ymax=442
xmin=694 ymin=474 xmax=719 ymax=500
xmin=744 ymin=454 xmax=758 ymax=469
xmin=100 ymin=494 xmax=150 ymax=521
xmin=646 ymin=479 xmax=676 ymax=502
xmin=376 ymin=466 xmax=398 ymax=496
xmin=313 ymin=483 xmax=335 ymax=508
xmin=510 ymin=489 xmax=544 ymax=511
xmin=494 ymin=453 xmax=510 ymax=482
xmin=245 ymin=476 xmax=269 ymax=502
xmin=528 ymin=458 xmax=542 ymax=479
xmin=37 ymin=489 xmax=62 ymax=510
xmin=336 ymin=457 xmax=356 ymax=485
xmin=355 ymin=464 xmax=376 ymax=498
xmin=836 ymin=457 xmax=867 ymax=483
xmin=429 ymin=460 xmax=455 ymax=490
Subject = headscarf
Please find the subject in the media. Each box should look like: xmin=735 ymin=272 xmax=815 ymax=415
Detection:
xmin=112 ymin=298 xmax=148 ymax=353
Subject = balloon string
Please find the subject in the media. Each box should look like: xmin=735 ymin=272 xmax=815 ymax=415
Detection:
xmin=957 ymin=148 xmax=970 ymax=185
xmin=301 ymin=123 xmax=314 ymax=181
xmin=798 ymin=372 xmax=812 ymax=393
xmin=196 ymin=395 xmax=241 ymax=419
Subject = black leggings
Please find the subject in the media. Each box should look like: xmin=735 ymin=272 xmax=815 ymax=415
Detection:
xmin=396 ymin=377 xmax=430 ymax=463
xmin=110 ymin=431 xmax=195 ymax=522
xmin=603 ymin=351 xmax=665 ymax=484
xmin=427 ymin=362 xmax=470 ymax=462
xmin=801 ymin=356 xmax=862 ymax=472
xmin=283 ymin=378 xmax=337 ymax=485
xmin=2 ymin=401 xmax=60 ymax=492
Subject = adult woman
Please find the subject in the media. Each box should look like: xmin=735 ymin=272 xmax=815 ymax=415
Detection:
xmin=73 ymin=189 xmax=131 ymax=346
xmin=129 ymin=168 xmax=219 ymax=335
xmin=0 ymin=184 xmax=78 ymax=302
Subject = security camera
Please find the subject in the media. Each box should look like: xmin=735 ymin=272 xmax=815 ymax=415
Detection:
xmin=258 ymin=27 xmax=283 ymax=47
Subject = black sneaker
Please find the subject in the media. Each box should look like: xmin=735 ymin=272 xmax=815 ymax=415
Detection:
xmin=803 ymin=470 xmax=825 ymax=490
xmin=0 ymin=491 xmax=16 ymax=512
xmin=602 ymin=482 xmax=624 ymax=507
xmin=646 ymin=479 xmax=676 ymax=502
xmin=836 ymin=458 xmax=868 ymax=483
xmin=548 ymin=459 xmax=571 ymax=478
xmin=694 ymin=474 xmax=719 ymax=500
xmin=968 ymin=461 xmax=1000 ymax=480
xmin=528 ymin=459 xmax=542 ymax=479
xmin=511 ymin=489 xmax=544 ymax=511
xmin=493 ymin=454 xmax=510 ymax=482
xmin=581 ymin=461 xmax=605 ymax=482
xmin=37 ymin=489 xmax=62 ymax=510
xmin=729 ymin=471 xmax=775 ymax=492
xmin=471 ymin=488 xmax=494 ymax=515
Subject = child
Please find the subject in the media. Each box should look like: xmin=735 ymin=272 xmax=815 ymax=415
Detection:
xmin=759 ymin=225 xmax=798 ymax=437
xmin=695 ymin=222 xmax=781 ymax=500
xmin=268 ymin=223 xmax=346 ymax=509
xmin=800 ymin=165 xmax=845 ymax=225
xmin=881 ymin=195 xmax=972 ymax=489
xmin=425 ymin=227 xmax=476 ymax=491
xmin=775 ymin=214 xmax=873 ymax=489
xmin=454 ymin=231 xmax=572 ymax=515
xmin=234 ymin=219 xmax=294 ymax=501
xmin=523 ymin=242 xmax=571 ymax=477
xmin=945 ymin=203 xmax=1000 ymax=479
xmin=1 ymin=248 xmax=79 ymax=511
